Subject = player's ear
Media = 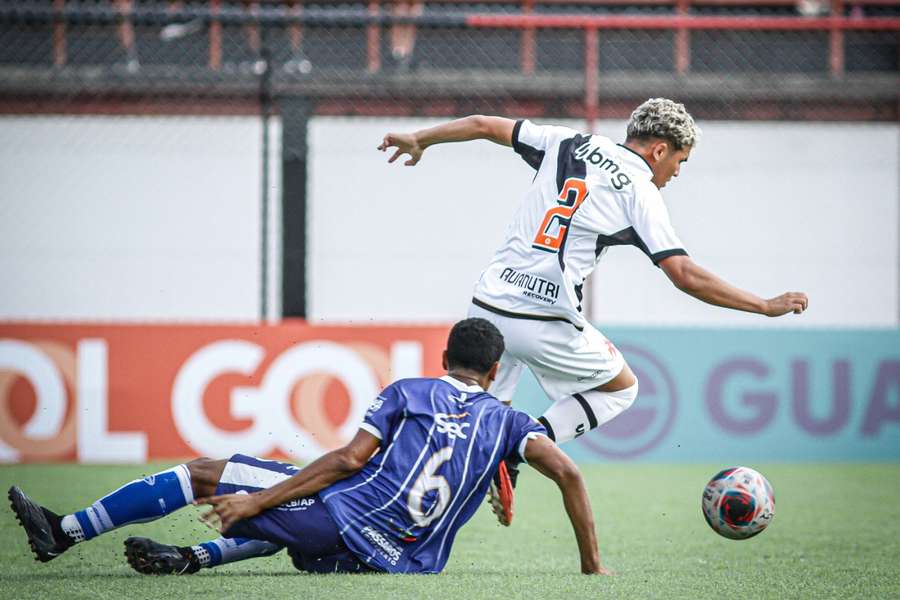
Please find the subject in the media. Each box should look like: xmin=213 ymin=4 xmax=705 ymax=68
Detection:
xmin=649 ymin=139 xmax=668 ymax=162
xmin=442 ymin=350 xmax=449 ymax=370
xmin=487 ymin=361 xmax=500 ymax=383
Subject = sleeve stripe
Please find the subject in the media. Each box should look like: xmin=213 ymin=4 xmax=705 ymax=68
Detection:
xmin=359 ymin=422 xmax=383 ymax=440
xmin=650 ymin=248 xmax=688 ymax=265
xmin=517 ymin=431 xmax=550 ymax=463
xmin=511 ymin=119 xmax=545 ymax=170
xmin=511 ymin=118 xmax=524 ymax=149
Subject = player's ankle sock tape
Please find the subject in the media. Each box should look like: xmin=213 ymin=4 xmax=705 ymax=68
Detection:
xmin=70 ymin=464 xmax=193 ymax=540
xmin=195 ymin=537 xmax=282 ymax=567
xmin=540 ymin=382 xmax=638 ymax=444
xmin=60 ymin=514 xmax=86 ymax=543
xmin=191 ymin=544 xmax=213 ymax=568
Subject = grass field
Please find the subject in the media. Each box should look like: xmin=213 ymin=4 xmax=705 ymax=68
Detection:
xmin=2 ymin=463 xmax=899 ymax=599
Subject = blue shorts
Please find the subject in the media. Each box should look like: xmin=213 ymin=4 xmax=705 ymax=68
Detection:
xmin=215 ymin=454 xmax=372 ymax=574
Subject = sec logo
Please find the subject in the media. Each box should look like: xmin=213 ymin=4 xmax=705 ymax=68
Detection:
xmin=578 ymin=345 xmax=678 ymax=459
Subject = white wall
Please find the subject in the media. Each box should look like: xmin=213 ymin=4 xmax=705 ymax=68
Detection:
xmin=0 ymin=116 xmax=281 ymax=322
xmin=591 ymin=121 xmax=900 ymax=328
xmin=1 ymin=116 xmax=896 ymax=327
xmin=307 ymin=117 xmax=537 ymax=323
xmin=309 ymin=118 xmax=899 ymax=328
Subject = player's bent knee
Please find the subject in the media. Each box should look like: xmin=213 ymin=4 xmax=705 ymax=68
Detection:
xmin=615 ymin=380 xmax=639 ymax=412
xmin=597 ymin=363 xmax=637 ymax=392
xmin=540 ymin=381 xmax=640 ymax=444
xmin=186 ymin=457 xmax=227 ymax=498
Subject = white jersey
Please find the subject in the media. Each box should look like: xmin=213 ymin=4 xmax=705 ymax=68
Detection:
xmin=472 ymin=119 xmax=688 ymax=329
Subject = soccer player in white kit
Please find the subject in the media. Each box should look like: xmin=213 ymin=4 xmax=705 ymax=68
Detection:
xmin=378 ymin=98 xmax=808 ymax=519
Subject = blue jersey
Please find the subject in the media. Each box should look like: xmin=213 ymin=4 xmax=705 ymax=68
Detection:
xmin=320 ymin=376 xmax=546 ymax=574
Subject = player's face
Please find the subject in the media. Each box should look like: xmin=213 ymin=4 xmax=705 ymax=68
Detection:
xmin=651 ymin=144 xmax=692 ymax=189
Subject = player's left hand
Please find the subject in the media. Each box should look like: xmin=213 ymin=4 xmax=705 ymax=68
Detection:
xmin=378 ymin=132 xmax=424 ymax=166
xmin=763 ymin=291 xmax=809 ymax=317
xmin=195 ymin=493 xmax=263 ymax=534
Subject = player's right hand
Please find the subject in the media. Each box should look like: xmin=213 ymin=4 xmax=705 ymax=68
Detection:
xmin=764 ymin=292 xmax=809 ymax=317
xmin=195 ymin=492 xmax=264 ymax=534
xmin=378 ymin=132 xmax=424 ymax=166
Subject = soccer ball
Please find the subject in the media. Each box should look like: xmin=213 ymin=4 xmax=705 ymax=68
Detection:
xmin=701 ymin=466 xmax=775 ymax=540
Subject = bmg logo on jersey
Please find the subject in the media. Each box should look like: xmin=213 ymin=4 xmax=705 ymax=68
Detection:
xmin=573 ymin=141 xmax=633 ymax=190
xmin=434 ymin=412 xmax=470 ymax=440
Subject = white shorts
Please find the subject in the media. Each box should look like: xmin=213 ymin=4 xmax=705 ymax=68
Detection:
xmin=468 ymin=302 xmax=626 ymax=403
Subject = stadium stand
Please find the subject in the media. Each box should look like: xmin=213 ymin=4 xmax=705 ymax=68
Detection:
xmin=0 ymin=0 xmax=897 ymax=120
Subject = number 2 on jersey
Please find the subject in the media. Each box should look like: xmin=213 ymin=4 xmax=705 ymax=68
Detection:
xmin=532 ymin=177 xmax=588 ymax=253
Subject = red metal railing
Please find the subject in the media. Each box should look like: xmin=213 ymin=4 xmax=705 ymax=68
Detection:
xmin=34 ymin=0 xmax=900 ymax=125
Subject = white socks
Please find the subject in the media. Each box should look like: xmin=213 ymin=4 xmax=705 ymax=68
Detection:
xmin=539 ymin=382 xmax=639 ymax=443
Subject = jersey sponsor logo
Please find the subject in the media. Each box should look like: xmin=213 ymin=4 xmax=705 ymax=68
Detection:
xmin=366 ymin=397 xmax=385 ymax=418
xmin=498 ymin=267 xmax=559 ymax=305
xmin=360 ymin=525 xmax=403 ymax=566
xmin=278 ymin=496 xmax=316 ymax=511
xmin=435 ymin=412 xmax=471 ymax=440
xmin=573 ymin=142 xmax=633 ymax=191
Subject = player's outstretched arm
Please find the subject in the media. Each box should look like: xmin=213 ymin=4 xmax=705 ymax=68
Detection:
xmin=378 ymin=115 xmax=515 ymax=165
xmin=196 ymin=430 xmax=380 ymax=533
xmin=524 ymin=435 xmax=612 ymax=575
xmin=659 ymin=254 xmax=808 ymax=317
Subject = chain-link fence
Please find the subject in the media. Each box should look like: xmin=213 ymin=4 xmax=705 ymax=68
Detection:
xmin=1 ymin=1 xmax=897 ymax=120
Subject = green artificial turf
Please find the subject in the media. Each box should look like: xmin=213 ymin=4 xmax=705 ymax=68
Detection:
xmin=2 ymin=463 xmax=899 ymax=599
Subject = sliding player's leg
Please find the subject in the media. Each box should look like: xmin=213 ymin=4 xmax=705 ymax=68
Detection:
xmin=7 ymin=457 xmax=227 ymax=563
xmin=209 ymin=454 xmax=371 ymax=574
xmin=124 ymin=535 xmax=282 ymax=575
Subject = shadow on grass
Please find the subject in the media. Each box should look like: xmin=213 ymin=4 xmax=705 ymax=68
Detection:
xmin=6 ymin=567 xmax=570 ymax=581
xmin=4 ymin=570 xmax=305 ymax=581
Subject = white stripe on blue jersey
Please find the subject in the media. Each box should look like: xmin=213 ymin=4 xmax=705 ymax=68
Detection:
xmin=320 ymin=376 xmax=546 ymax=574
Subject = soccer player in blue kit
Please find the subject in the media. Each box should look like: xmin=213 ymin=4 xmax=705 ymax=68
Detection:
xmin=9 ymin=318 xmax=611 ymax=575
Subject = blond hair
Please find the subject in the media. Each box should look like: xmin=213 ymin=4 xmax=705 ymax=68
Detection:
xmin=626 ymin=98 xmax=700 ymax=149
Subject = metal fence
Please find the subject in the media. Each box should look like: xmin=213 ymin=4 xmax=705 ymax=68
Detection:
xmin=1 ymin=0 xmax=898 ymax=122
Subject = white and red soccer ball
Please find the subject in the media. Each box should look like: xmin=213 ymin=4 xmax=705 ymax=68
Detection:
xmin=702 ymin=466 xmax=775 ymax=540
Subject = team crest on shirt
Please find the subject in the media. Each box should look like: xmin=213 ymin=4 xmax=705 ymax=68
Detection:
xmin=449 ymin=392 xmax=474 ymax=406
xmin=435 ymin=412 xmax=470 ymax=440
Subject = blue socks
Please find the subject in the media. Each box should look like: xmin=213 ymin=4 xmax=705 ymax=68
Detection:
xmin=191 ymin=537 xmax=282 ymax=568
xmin=55 ymin=463 xmax=283 ymax=571
xmin=60 ymin=464 xmax=193 ymax=542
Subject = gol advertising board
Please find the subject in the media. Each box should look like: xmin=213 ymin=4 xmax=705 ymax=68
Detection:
xmin=0 ymin=323 xmax=898 ymax=463
xmin=0 ymin=323 xmax=447 ymax=463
